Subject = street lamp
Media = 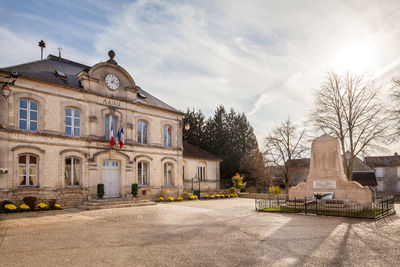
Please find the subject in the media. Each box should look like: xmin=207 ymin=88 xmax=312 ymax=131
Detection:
xmin=184 ymin=123 xmax=190 ymax=131
xmin=2 ymin=84 xmax=11 ymax=99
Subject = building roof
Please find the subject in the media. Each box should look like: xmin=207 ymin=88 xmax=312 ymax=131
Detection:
xmin=0 ymin=54 xmax=180 ymax=114
xmin=183 ymin=142 xmax=222 ymax=161
xmin=352 ymin=172 xmax=377 ymax=187
xmin=364 ymin=154 xmax=400 ymax=167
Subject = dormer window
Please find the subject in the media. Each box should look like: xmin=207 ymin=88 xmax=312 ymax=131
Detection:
xmin=55 ymin=70 xmax=67 ymax=79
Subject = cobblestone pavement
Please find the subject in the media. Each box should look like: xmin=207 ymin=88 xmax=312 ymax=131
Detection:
xmin=0 ymin=199 xmax=399 ymax=267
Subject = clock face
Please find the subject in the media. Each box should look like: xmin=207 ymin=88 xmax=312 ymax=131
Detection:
xmin=105 ymin=74 xmax=120 ymax=90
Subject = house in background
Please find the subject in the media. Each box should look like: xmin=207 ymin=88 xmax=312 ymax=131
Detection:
xmin=365 ymin=153 xmax=400 ymax=196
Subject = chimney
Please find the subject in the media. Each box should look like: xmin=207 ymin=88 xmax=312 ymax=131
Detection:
xmin=38 ymin=40 xmax=46 ymax=60
xmin=58 ymin=47 xmax=63 ymax=58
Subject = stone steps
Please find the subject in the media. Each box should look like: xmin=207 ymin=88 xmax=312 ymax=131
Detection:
xmin=77 ymin=198 xmax=157 ymax=210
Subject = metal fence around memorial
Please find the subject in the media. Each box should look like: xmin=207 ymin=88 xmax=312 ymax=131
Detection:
xmin=255 ymin=195 xmax=395 ymax=219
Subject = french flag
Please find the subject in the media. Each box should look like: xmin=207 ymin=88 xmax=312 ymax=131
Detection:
xmin=117 ymin=127 xmax=124 ymax=149
xmin=109 ymin=124 xmax=115 ymax=148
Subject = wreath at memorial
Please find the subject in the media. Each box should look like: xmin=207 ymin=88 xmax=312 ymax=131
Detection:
xmin=314 ymin=193 xmax=324 ymax=200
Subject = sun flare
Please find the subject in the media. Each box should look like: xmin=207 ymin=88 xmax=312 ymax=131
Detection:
xmin=332 ymin=40 xmax=377 ymax=74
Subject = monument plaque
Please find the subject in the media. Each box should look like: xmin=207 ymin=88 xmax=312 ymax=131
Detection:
xmin=289 ymin=134 xmax=372 ymax=204
xmin=313 ymin=181 xmax=336 ymax=189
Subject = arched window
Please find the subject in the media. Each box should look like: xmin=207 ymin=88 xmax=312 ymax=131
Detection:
xmin=137 ymin=120 xmax=147 ymax=144
xmin=105 ymin=114 xmax=118 ymax=140
xmin=65 ymin=157 xmax=81 ymax=186
xmin=19 ymin=99 xmax=38 ymax=132
xmin=65 ymin=108 xmax=80 ymax=137
xmin=138 ymin=161 xmax=148 ymax=185
xmin=164 ymin=162 xmax=173 ymax=185
xmin=163 ymin=125 xmax=172 ymax=147
xmin=18 ymin=154 xmax=37 ymax=186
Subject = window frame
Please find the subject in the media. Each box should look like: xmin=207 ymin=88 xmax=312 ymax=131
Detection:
xmin=64 ymin=157 xmax=81 ymax=186
xmin=137 ymin=120 xmax=148 ymax=144
xmin=375 ymin=167 xmax=384 ymax=178
xmin=105 ymin=114 xmax=118 ymax=141
xmin=19 ymin=99 xmax=38 ymax=132
xmin=163 ymin=125 xmax=172 ymax=148
xmin=198 ymin=165 xmax=206 ymax=181
xmin=18 ymin=154 xmax=38 ymax=186
xmin=65 ymin=107 xmax=81 ymax=137
xmin=138 ymin=161 xmax=149 ymax=185
xmin=164 ymin=162 xmax=173 ymax=186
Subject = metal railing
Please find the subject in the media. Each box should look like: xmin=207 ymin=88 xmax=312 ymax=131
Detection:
xmin=255 ymin=195 xmax=395 ymax=219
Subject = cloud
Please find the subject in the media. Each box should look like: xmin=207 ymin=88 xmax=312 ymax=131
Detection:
xmin=1 ymin=0 xmax=400 ymax=153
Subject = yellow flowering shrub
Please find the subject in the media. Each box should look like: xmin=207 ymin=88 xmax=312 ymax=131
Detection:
xmin=158 ymin=197 xmax=165 ymax=202
xmin=234 ymin=193 xmax=238 ymax=197
xmin=227 ymin=194 xmax=231 ymax=198
xmin=177 ymin=197 xmax=183 ymax=201
xmin=220 ymin=194 xmax=225 ymax=198
xmin=268 ymin=186 xmax=283 ymax=194
xmin=189 ymin=195 xmax=198 ymax=200
xmin=203 ymin=195 xmax=209 ymax=199
xmin=5 ymin=204 xmax=17 ymax=211
xmin=216 ymin=194 xmax=220 ymax=198
xmin=209 ymin=195 xmax=215 ymax=199
xmin=37 ymin=203 xmax=48 ymax=210
xmin=54 ymin=204 xmax=61 ymax=209
xmin=19 ymin=204 xmax=30 ymax=211
xmin=167 ymin=197 xmax=174 ymax=201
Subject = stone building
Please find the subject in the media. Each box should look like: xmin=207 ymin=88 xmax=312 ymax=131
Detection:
xmin=0 ymin=51 xmax=220 ymax=207
xmin=365 ymin=153 xmax=400 ymax=196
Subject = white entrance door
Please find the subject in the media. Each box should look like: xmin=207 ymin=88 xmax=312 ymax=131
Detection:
xmin=102 ymin=160 xmax=120 ymax=198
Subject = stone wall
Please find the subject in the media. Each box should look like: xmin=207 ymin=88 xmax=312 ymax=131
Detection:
xmin=0 ymin=187 xmax=89 ymax=208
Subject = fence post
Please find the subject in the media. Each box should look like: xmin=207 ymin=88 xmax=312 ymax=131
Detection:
xmin=295 ymin=197 xmax=296 ymax=210
xmin=304 ymin=197 xmax=307 ymax=214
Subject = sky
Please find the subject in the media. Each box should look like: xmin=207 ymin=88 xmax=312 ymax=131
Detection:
xmin=1 ymin=0 xmax=400 ymax=153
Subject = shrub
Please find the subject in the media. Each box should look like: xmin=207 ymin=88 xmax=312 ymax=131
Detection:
xmin=158 ymin=197 xmax=165 ymax=202
xmin=1 ymin=200 xmax=14 ymax=210
xmin=131 ymin=183 xmax=138 ymax=198
xmin=182 ymin=192 xmax=190 ymax=200
xmin=23 ymin=197 xmax=37 ymax=210
xmin=220 ymin=194 xmax=225 ymax=198
xmin=234 ymin=193 xmax=238 ymax=197
xmin=232 ymin=173 xmax=246 ymax=190
xmin=227 ymin=194 xmax=231 ymax=198
xmin=209 ymin=195 xmax=215 ymax=199
xmin=19 ymin=204 xmax=30 ymax=211
xmin=97 ymin=184 xmax=105 ymax=199
xmin=177 ymin=197 xmax=183 ymax=201
xmin=4 ymin=204 xmax=17 ymax=212
xmin=37 ymin=203 xmax=48 ymax=210
xmin=189 ymin=195 xmax=198 ymax=200
xmin=167 ymin=197 xmax=174 ymax=202
xmin=54 ymin=204 xmax=62 ymax=210
xmin=268 ymin=186 xmax=283 ymax=194
xmin=229 ymin=187 xmax=237 ymax=194
xmin=203 ymin=195 xmax=209 ymax=199
xmin=49 ymin=199 xmax=57 ymax=210
xmin=216 ymin=194 xmax=220 ymax=198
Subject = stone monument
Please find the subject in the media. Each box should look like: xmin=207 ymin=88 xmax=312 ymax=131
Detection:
xmin=289 ymin=134 xmax=372 ymax=203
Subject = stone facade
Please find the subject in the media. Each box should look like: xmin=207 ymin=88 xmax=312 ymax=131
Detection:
xmin=0 ymin=52 xmax=220 ymax=207
xmin=365 ymin=154 xmax=400 ymax=196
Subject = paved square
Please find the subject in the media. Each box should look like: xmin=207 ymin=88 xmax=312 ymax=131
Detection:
xmin=1 ymin=199 xmax=399 ymax=266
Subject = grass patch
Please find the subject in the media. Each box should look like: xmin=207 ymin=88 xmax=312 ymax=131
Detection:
xmin=260 ymin=206 xmax=302 ymax=213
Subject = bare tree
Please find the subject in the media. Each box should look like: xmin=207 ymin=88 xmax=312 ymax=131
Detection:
xmin=310 ymin=72 xmax=391 ymax=181
xmin=392 ymin=76 xmax=400 ymax=136
xmin=263 ymin=118 xmax=308 ymax=193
